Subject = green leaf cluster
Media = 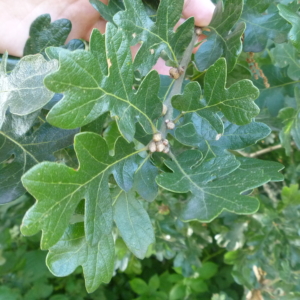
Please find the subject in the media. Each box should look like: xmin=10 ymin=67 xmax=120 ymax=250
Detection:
xmin=2 ymin=0 xmax=296 ymax=295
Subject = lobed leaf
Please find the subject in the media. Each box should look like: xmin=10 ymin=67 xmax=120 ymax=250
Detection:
xmin=0 ymin=53 xmax=58 ymax=128
xmin=47 ymin=223 xmax=114 ymax=293
xmin=241 ymin=3 xmax=290 ymax=52
xmin=254 ymin=65 xmax=295 ymax=117
xmin=278 ymin=4 xmax=300 ymax=52
xmin=174 ymin=113 xmax=271 ymax=152
xmin=271 ymin=43 xmax=300 ymax=80
xmin=157 ymin=152 xmax=283 ymax=222
xmin=113 ymin=0 xmax=194 ymax=75
xmin=45 ymin=25 xmax=162 ymax=142
xmin=172 ymin=58 xmax=260 ymax=130
xmin=23 ymin=14 xmax=72 ymax=56
xmin=195 ymin=0 xmax=245 ymax=72
xmin=21 ymin=132 xmax=140 ymax=249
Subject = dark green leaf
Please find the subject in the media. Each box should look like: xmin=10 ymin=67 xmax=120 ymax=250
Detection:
xmin=47 ymin=223 xmax=114 ymax=293
xmin=134 ymin=158 xmax=158 ymax=202
xmin=254 ymin=65 xmax=296 ymax=117
xmin=23 ymin=14 xmax=71 ymax=56
xmin=195 ymin=0 xmax=245 ymax=72
xmin=113 ymin=189 xmax=155 ymax=259
xmin=45 ymin=25 xmax=162 ymax=142
xmin=175 ymin=114 xmax=270 ymax=152
xmin=0 ymin=114 xmax=77 ymax=204
xmin=241 ymin=4 xmax=290 ymax=52
xmin=271 ymin=43 xmax=300 ymax=80
xmin=278 ymin=4 xmax=300 ymax=52
xmin=21 ymin=132 xmax=140 ymax=249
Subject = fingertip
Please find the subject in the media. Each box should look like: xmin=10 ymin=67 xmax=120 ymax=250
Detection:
xmin=183 ymin=0 xmax=215 ymax=27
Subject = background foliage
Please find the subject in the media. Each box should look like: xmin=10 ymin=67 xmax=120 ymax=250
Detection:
xmin=1 ymin=0 xmax=300 ymax=299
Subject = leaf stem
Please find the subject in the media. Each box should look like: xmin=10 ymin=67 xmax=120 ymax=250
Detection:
xmin=160 ymin=31 xmax=198 ymax=138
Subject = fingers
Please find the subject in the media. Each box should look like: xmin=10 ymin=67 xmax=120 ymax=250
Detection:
xmin=183 ymin=0 xmax=215 ymax=27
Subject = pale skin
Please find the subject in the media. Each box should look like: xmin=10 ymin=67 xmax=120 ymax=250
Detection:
xmin=0 ymin=0 xmax=215 ymax=74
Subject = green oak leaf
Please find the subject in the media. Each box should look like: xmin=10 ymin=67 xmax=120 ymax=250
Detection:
xmin=279 ymin=107 xmax=300 ymax=155
xmin=23 ymin=14 xmax=72 ymax=56
xmin=45 ymin=25 xmax=162 ymax=142
xmin=113 ymin=0 xmax=194 ymax=75
xmin=195 ymin=0 xmax=245 ymax=72
xmin=157 ymin=152 xmax=283 ymax=221
xmin=0 ymin=52 xmax=58 ymax=128
xmin=21 ymin=132 xmax=141 ymax=249
xmin=278 ymin=4 xmax=300 ymax=52
xmin=175 ymin=114 xmax=271 ymax=151
xmin=113 ymin=189 xmax=155 ymax=259
xmin=172 ymin=58 xmax=260 ymax=129
xmin=90 ymin=0 xmax=125 ymax=24
xmin=271 ymin=43 xmax=300 ymax=80
xmin=254 ymin=65 xmax=295 ymax=117
xmin=0 ymin=113 xmax=77 ymax=204
xmin=241 ymin=3 xmax=290 ymax=52
xmin=47 ymin=223 xmax=114 ymax=293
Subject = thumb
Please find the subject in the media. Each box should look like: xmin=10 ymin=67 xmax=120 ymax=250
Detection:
xmin=183 ymin=0 xmax=215 ymax=27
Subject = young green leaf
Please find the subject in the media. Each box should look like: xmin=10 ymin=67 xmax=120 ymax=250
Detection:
xmin=21 ymin=132 xmax=141 ymax=249
xmin=23 ymin=14 xmax=72 ymax=56
xmin=113 ymin=189 xmax=155 ymax=259
xmin=0 ymin=114 xmax=77 ymax=204
xmin=278 ymin=87 xmax=300 ymax=154
xmin=47 ymin=223 xmax=114 ymax=293
xmin=45 ymin=25 xmax=162 ymax=142
xmin=157 ymin=153 xmax=283 ymax=222
xmin=172 ymin=58 xmax=260 ymax=128
xmin=241 ymin=3 xmax=290 ymax=52
xmin=278 ymin=4 xmax=300 ymax=52
xmin=113 ymin=0 xmax=194 ymax=75
xmin=0 ymin=52 xmax=58 ymax=128
xmin=195 ymin=0 xmax=245 ymax=72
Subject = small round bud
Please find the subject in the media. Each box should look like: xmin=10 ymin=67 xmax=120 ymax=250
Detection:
xmin=165 ymin=119 xmax=170 ymax=124
xmin=166 ymin=121 xmax=175 ymax=130
xmin=162 ymin=139 xmax=169 ymax=146
xmin=195 ymin=27 xmax=202 ymax=36
xmin=148 ymin=141 xmax=157 ymax=153
xmin=156 ymin=141 xmax=165 ymax=152
xmin=163 ymin=146 xmax=170 ymax=154
xmin=162 ymin=104 xmax=168 ymax=116
xmin=169 ymin=67 xmax=180 ymax=80
xmin=153 ymin=132 xmax=162 ymax=142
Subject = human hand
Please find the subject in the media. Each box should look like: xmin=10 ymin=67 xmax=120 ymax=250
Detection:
xmin=0 ymin=0 xmax=215 ymax=74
